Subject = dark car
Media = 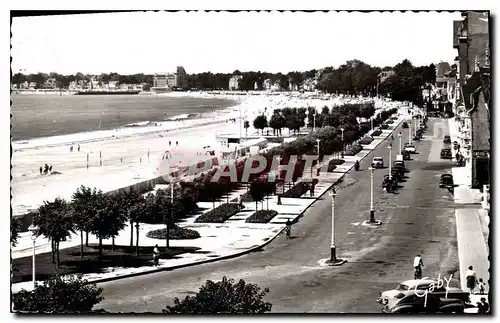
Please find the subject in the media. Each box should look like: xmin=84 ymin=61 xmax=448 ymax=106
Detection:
xmin=382 ymin=291 xmax=465 ymax=314
xmin=443 ymin=135 xmax=451 ymax=144
xmin=393 ymin=160 xmax=405 ymax=170
xmin=441 ymin=148 xmax=452 ymax=159
xmin=439 ymin=174 xmax=454 ymax=188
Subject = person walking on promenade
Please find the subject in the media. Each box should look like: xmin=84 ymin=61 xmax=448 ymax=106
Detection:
xmin=153 ymin=244 xmax=160 ymax=267
xmin=478 ymin=278 xmax=486 ymax=295
xmin=413 ymin=254 xmax=424 ymax=279
xmin=466 ymin=265 xmax=478 ymax=294
xmin=285 ymin=219 xmax=292 ymax=239
xmin=479 ymin=298 xmax=490 ymax=314
xmin=39 ymin=166 xmax=43 ymax=175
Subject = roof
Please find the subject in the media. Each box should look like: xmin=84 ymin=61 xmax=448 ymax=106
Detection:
xmin=436 ymin=62 xmax=451 ymax=77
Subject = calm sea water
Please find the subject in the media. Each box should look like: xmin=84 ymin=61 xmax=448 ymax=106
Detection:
xmin=10 ymin=95 xmax=236 ymax=141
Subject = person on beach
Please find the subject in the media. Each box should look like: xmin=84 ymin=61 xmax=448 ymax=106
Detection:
xmin=78 ymin=144 xmax=80 ymax=152
xmin=39 ymin=166 xmax=43 ymax=175
xmin=153 ymin=244 xmax=160 ymax=266
xmin=70 ymin=145 xmax=73 ymax=152
xmin=176 ymin=141 xmax=178 ymax=146
xmin=466 ymin=266 xmax=478 ymax=294
xmin=44 ymin=164 xmax=49 ymax=174
xmin=49 ymin=165 xmax=53 ymax=173
xmin=169 ymin=141 xmax=171 ymax=146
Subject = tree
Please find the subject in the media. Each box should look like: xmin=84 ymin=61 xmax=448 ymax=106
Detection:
xmin=12 ymin=275 xmax=104 ymax=313
xmin=243 ymin=120 xmax=250 ymax=137
xmin=268 ymin=112 xmax=283 ymax=136
xmin=11 ymin=217 xmax=20 ymax=246
xmin=253 ymin=115 xmax=268 ymax=135
xmin=163 ymin=276 xmax=272 ymax=314
xmin=34 ymin=198 xmax=74 ymax=267
xmin=88 ymin=195 xmax=127 ymax=258
xmin=71 ymin=186 xmax=102 ymax=257
xmin=113 ymin=190 xmax=146 ymax=248
xmin=250 ymin=180 xmax=266 ymax=210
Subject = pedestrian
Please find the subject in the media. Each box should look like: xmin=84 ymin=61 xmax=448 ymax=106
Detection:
xmin=176 ymin=141 xmax=178 ymax=146
xmin=39 ymin=166 xmax=43 ymax=175
xmin=466 ymin=266 xmax=478 ymax=294
xmin=478 ymin=278 xmax=486 ymax=295
xmin=78 ymin=144 xmax=80 ymax=152
xmin=49 ymin=165 xmax=52 ymax=172
xmin=413 ymin=254 xmax=424 ymax=279
xmin=153 ymin=244 xmax=160 ymax=267
xmin=70 ymin=145 xmax=73 ymax=152
xmin=285 ymin=219 xmax=292 ymax=239
xmin=479 ymin=297 xmax=489 ymax=314
xmin=169 ymin=140 xmax=171 ymax=146
xmin=44 ymin=164 xmax=49 ymax=174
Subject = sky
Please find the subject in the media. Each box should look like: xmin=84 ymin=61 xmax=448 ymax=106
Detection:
xmin=11 ymin=11 xmax=464 ymax=75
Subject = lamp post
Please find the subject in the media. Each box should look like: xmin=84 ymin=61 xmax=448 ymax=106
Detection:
xmin=362 ymin=167 xmax=381 ymax=226
xmin=409 ymin=118 xmax=412 ymax=145
xmin=388 ymin=143 xmax=392 ymax=179
xmin=371 ymin=117 xmax=374 ymax=132
xmin=313 ymin=110 xmax=317 ymax=132
xmin=398 ymin=132 xmax=402 ymax=154
xmin=28 ymin=223 xmax=39 ymax=289
xmin=340 ymin=127 xmax=345 ymax=158
xmin=326 ymin=188 xmax=345 ymax=266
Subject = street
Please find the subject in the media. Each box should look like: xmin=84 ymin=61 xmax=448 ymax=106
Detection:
xmin=96 ymin=117 xmax=461 ymax=313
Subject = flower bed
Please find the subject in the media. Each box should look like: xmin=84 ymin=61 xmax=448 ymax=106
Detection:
xmin=245 ymin=210 xmax=279 ymax=223
xmin=146 ymin=225 xmax=201 ymax=240
xmin=194 ymin=203 xmax=243 ymax=223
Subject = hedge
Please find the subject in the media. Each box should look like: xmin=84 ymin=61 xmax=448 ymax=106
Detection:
xmin=371 ymin=130 xmax=383 ymax=136
xmin=359 ymin=136 xmax=374 ymax=145
xmin=329 ymin=159 xmax=345 ymax=165
xmin=283 ymin=180 xmax=318 ymax=198
xmin=146 ymin=225 xmax=201 ymax=240
xmin=194 ymin=203 xmax=242 ymax=223
xmin=344 ymin=144 xmax=363 ymax=156
xmin=245 ymin=210 xmax=279 ymax=223
xmin=386 ymin=120 xmax=394 ymax=124
xmin=380 ymin=124 xmax=389 ymax=129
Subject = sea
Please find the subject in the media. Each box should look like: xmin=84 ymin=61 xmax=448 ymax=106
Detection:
xmin=10 ymin=94 xmax=236 ymax=141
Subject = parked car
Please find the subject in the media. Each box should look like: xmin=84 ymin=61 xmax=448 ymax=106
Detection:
xmin=393 ymin=160 xmax=405 ymax=170
xmin=402 ymin=150 xmax=411 ymax=160
xmin=372 ymin=157 xmax=384 ymax=168
xmin=404 ymin=143 xmax=416 ymax=153
xmin=443 ymin=135 xmax=451 ymax=144
xmin=439 ymin=174 xmax=454 ymax=188
xmin=377 ymin=279 xmax=470 ymax=305
xmin=402 ymin=122 xmax=409 ymax=129
xmin=382 ymin=291 xmax=465 ymax=314
xmin=441 ymin=148 xmax=452 ymax=159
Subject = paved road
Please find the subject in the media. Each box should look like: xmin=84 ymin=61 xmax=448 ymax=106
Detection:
xmin=96 ymin=117 xmax=460 ymax=313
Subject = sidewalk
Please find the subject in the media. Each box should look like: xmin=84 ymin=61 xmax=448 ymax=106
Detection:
xmin=11 ymin=107 xmax=408 ymax=292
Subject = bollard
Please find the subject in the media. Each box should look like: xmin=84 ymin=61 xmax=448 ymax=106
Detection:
xmin=87 ymin=153 xmax=89 ymax=169
xmin=100 ymin=151 xmax=102 ymax=166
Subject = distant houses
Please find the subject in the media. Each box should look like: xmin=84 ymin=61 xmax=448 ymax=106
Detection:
xmin=229 ymin=75 xmax=243 ymax=90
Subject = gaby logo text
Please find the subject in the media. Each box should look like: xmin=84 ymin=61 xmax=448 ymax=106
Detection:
xmin=412 ymin=274 xmax=454 ymax=308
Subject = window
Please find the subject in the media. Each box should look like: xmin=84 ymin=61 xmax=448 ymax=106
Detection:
xmin=397 ymin=284 xmax=409 ymax=291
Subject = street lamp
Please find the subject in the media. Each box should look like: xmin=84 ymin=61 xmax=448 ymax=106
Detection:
xmin=409 ymin=118 xmax=412 ymax=145
xmin=326 ymin=188 xmax=345 ymax=266
xmin=28 ymin=223 xmax=39 ymax=289
xmin=363 ymin=167 xmax=381 ymax=226
xmin=313 ymin=110 xmax=317 ymax=132
xmin=398 ymin=132 xmax=402 ymax=154
xmin=371 ymin=117 xmax=374 ymax=132
xmin=340 ymin=127 xmax=345 ymax=158
xmin=388 ymin=143 xmax=392 ymax=179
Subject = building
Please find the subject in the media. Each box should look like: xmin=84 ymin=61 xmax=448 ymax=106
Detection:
xmin=378 ymin=70 xmax=395 ymax=83
xmin=451 ymin=11 xmax=490 ymax=189
xmin=28 ymin=82 xmax=36 ymax=90
xmin=262 ymin=79 xmax=272 ymax=90
xmin=153 ymin=66 xmax=187 ymax=89
xmin=229 ymin=75 xmax=243 ymax=90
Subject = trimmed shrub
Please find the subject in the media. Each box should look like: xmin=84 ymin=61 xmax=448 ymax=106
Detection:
xmin=195 ymin=203 xmax=242 ymax=223
xmin=371 ymin=130 xmax=383 ymax=136
xmin=329 ymin=159 xmax=345 ymax=165
xmin=283 ymin=180 xmax=317 ymax=198
xmin=146 ymin=225 xmax=201 ymax=240
xmin=380 ymin=124 xmax=389 ymax=129
xmin=358 ymin=136 xmax=374 ymax=145
xmin=386 ymin=120 xmax=394 ymax=124
xmin=245 ymin=210 xmax=278 ymax=223
xmin=344 ymin=144 xmax=363 ymax=156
